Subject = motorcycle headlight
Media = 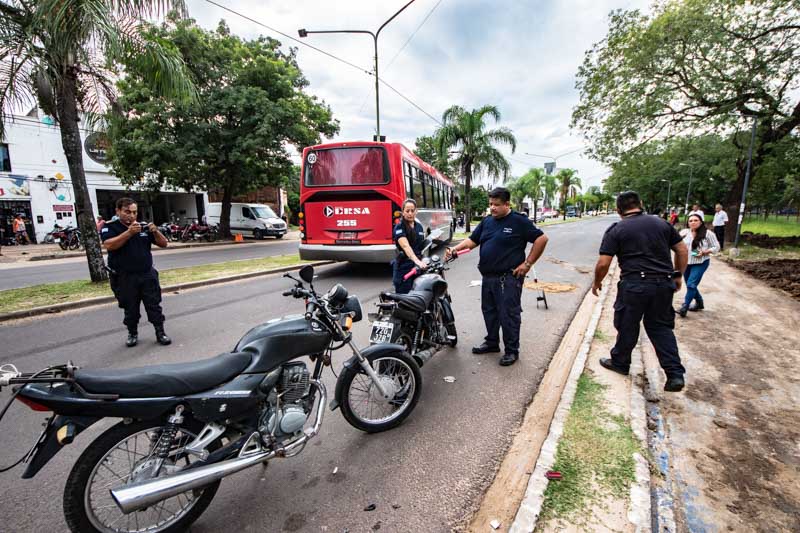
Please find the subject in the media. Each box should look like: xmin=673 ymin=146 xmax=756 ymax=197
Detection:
xmin=342 ymin=295 xmax=363 ymax=322
xmin=326 ymin=283 xmax=348 ymax=307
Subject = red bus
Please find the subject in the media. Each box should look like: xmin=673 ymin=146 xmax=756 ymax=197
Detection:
xmin=298 ymin=141 xmax=455 ymax=263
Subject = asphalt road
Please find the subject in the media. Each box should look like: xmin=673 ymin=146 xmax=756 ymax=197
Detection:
xmin=0 ymin=238 xmax=300 ymax=291
xmin=0 ymin=216 xmax=614 ymax=532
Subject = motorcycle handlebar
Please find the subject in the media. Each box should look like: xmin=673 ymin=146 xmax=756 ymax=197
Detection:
xmin=402 ymin=268 xmax=418 ymax=281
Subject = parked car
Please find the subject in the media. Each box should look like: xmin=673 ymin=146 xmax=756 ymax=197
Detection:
xmin=206 ymin=202 xmax=287 ymax=240
xmin=565 ymin=207 xmax=577 ymax=217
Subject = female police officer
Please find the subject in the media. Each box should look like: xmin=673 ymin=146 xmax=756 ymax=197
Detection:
xmin=392 ymin=199 xmax=428 ymax=294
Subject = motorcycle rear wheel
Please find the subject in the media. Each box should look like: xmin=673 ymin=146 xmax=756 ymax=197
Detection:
xmin=59 ymin=239 xmax=69 ymax=250
xmin=63 ymin=418 xmax=221 ymax=533
xmin=339 ymin=351 xmax=422 ymax=433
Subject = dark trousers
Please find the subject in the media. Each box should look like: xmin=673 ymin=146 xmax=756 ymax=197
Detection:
xmin=110 ymin=268 xmax=165 ymax=332
xmin=714 ymin=225 xmax=725 ymax=250
xmin=392 ymin=260 xmax=415 ymax=294
xmin=481 ymin=274 xmax=523 ymax=355
xmin=611 ymin=278 xmax=685 ymax=377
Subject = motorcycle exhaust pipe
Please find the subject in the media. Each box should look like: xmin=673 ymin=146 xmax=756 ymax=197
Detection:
xmin=111 ymin=381 xmax=326 ymax=514
xmin=413 ymin=347 xmax=439 ymax=367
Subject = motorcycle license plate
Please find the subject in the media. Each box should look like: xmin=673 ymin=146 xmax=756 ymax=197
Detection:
xmin=370 ymin=321 xmax=395 ymax=343
xmin=53 ymin=238 xmax=60 ymax=243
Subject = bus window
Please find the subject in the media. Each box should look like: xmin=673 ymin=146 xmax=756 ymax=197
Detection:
xmin=413 ymin=168 xmax=424 ymax=206
xmin=304 ymin=147 xmax=388 ymax=186
xmin=425 ymin=174 xmax=435 ymax=208
xmin=404 ymin=162 xmax=414 ymax=199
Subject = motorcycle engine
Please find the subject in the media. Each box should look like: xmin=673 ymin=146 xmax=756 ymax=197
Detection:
xmin=259 ymin=362 xmax=312 ymax=438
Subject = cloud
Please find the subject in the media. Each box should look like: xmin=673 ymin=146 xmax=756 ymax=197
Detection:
xmin=185 ymin=0 xmax=650 ymax=188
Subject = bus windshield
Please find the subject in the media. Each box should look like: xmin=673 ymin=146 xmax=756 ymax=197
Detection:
xmin=304 ymin=147 xmax=388 ymax=186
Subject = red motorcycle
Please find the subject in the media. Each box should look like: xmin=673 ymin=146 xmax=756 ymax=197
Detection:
xmin=179 ymin=220 xmax=219 ymax=242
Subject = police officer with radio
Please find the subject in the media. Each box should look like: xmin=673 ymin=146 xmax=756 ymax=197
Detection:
xmin=592 ymin=191 xmax=688 ymax=392
xmin=101 ymin=197 xmax=171 ymax=347
xmin=446 ymin=187 xmax=548 ymax=366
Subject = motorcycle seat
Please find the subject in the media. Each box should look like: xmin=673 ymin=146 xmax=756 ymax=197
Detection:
xmin=380 ymin=290 xmax=431 ymax=312
xmin=74 ymin=352 xmax=253 ymax=398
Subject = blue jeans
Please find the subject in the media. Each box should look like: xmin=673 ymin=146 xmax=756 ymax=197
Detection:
xmin=683 ymin=260 xmax=710 ymax=307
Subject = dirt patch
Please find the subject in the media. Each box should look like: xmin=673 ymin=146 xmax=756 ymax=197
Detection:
xmin=741 ymin=232 xmax=800 ymax=248
xmin=523 ymin=281 xmax=578 ymax=293
xmin=655 ymin=260 xmax=800 ymax=532
xmin=730 ymin=258 xmax=800 ymax=300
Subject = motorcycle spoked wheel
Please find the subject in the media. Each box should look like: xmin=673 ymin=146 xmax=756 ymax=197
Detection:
xmin=59 ymin=238 xmax=69 ymax=250
xmin=338 ymin=351 xmax=422 ymax=433
xmin=63 ymin=418 xmax=221 ymax=533
xmin=68 ymin=234 xmax=81 ymax=250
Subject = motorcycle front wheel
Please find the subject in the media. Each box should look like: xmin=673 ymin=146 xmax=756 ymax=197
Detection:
xmin=338 ymin=351 xmax=422 ymax=433
xmin=63 ymin=418 xmax=221 ymax=533
xmin=59 ymin=238 xmax=69 ymax=250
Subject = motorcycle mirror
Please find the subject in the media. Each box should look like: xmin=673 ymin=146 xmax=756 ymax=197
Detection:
xmin=299 ymin=265 xmax=315 ymax=284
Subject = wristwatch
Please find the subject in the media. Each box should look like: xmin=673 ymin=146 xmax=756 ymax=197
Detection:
xmin=671 ymin=270 xmax=682 ymax=279
xmin=524 ymin=261 xmax=533 ymax=268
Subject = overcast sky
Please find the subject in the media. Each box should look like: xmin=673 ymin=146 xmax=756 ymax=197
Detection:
xmin=186 ymin=0 xmax=650 ymax=189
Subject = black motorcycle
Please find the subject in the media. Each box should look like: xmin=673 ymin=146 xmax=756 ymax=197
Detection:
xmin=0 ymin=265 xmax=421 ymax=533
xmin=368 ymin=249 xmax=469 ymax=367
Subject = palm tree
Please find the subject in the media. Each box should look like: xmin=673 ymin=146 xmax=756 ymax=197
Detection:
xmin=436 ymin=105 xmax=516 ymax=231
xmin=543 ymin=172 xmax=559 ymax=210
xmin=1 ymin=0 xmax=194 ymax=281
xmin=505 ymin=167 xmax=546 ymax=222
xmin=556 ymin=169 xmax=582 ymax=219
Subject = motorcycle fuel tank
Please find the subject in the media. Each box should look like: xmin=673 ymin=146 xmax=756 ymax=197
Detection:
xmin=235 ymin=315 xmax=331 ymax=373
xmin=412 ymin=273 xmax=448 ymax=298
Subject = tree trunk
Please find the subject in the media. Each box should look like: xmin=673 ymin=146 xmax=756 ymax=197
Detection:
xmin=533 ymin=199 xmax=538 ymax=223
xmin=56 ymin=69 xmax=108 ymax=282
xmin=219 ymin=184 xmax=233 ymax=239
xmin=463 ymin=161 xmax=473 ymax=233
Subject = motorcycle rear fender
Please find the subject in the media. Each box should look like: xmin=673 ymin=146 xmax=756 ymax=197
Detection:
xmin=21 ymin=415 xmax=99 ymax=479
xmin=440 ymin=297 xmax=456 ymax=325
xmin=18 ymin=383 xmax=178 ymax=418
xmin=329 ymin=343 xmax=406 ymax=411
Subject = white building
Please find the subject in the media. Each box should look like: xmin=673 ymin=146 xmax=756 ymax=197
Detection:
xmin=1 ymin=110 xmax=206 ymax=243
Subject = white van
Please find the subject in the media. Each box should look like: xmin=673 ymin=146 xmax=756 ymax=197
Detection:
xmin=206 ymin=203 xmax=287 ymax=240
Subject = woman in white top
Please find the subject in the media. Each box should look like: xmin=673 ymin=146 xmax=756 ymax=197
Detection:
xmin=678 ymin=213 xmax=720 ymax=317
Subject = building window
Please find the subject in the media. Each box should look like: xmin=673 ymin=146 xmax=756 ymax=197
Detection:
xmin=0 ymin=144 xmax=10 ymax=172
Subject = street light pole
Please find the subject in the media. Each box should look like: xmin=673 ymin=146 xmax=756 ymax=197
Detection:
xmin=661 ymin=179 xmax=672 ymax=212
xmin=298 ymin=0 xmax=416 ymax=140
xmin=733 ymin=115 xmax=759 ymax=250
xmin=679 ymin=163 xmax=694 ymax=213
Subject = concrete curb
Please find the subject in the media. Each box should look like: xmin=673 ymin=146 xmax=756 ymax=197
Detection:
xmin=0 ymin=260 xmax=335 ymax=323
xmin=628 ymin=338 xmax=653 ymax=532
xmin=24 ymin=239 xmax=267 ymax=262
xmin=508 ymin=262 xmax=616 ymax=532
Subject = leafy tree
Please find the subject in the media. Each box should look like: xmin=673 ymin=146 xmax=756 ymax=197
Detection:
xmin=436 ymin=105 xmax=516 ymax=231
xmin=0 ymin=0 xmax=193 ymax=281
xmin=414 ymin=134 xmax=456 ymax=178
xmin=284 ymin=165 xmax=301 ymax=225
xmin=557 ymin=169 xmax=582 ymax=219
xmin=543 ymin=172 xmax=559 ymax=210
xmin=573 ymin=0 xmax=800 ymax=233
xmin=107 ymin=18 xmax=338 ymax=237
xmin=455 ymin=185 xmax=489 ymax=221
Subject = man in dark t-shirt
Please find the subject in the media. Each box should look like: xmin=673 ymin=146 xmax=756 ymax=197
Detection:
xmin=592 ymin=191 xmax=689 ymax=392
xmin=101 ymin=197 xmax=171 ymax=347
xmin=446 ymin=187 xmax=548 ymax=366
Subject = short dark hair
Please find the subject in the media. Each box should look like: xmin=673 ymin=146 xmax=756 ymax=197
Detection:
xmin=116 ymin=197 xmax=136 ymax=210
xmin=488 ymin=187 xmax=511 ymax=203
xmin=616 ymin=191 xmax=641 ymax=212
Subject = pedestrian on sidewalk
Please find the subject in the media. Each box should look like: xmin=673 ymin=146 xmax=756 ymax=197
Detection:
xmin=677 ymin=214 xmax=720 ymax=317
xmin=592 ymin=190 xmax=689 ymax=392
xmin=688 ymin=204 xmax=705 ymax=221
xmin=13 ymin=214 xmax=30 ymax=244
xmin=101 ymin=197 xmax=172 ymax=348
xmin=712 ymin=204 xmax=728 ymax=250
xmin=446 ymin=187 xmax=549 ymax=366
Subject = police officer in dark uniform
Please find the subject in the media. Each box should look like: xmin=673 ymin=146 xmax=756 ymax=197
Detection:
xmin=592 ymin=191 xmax=688 ymax=392
xmin=392 ymin=199 xmax=428 ymax=294
xmin=446 ymin=187 xmax=549 ymax=366
xmin=101 ymin=197 xmax=171 ymax=347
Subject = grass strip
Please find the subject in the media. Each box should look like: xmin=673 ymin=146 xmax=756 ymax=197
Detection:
xmin=725 ymin=243 xmax=800 ymax=262
xmin=0 ymin=253 xmax=311 ymax=315
xmin=539 ymin=372 xmax=640 ymax=525
xmin=741 ymin=215 xmax=800 ymax=237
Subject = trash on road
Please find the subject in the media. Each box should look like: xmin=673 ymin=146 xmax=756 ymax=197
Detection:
xmin=332 ymin=466 xmax=338 ymax=475
xmin=364 ymin=503 xmax=376 ymax=512
xmin=443 ymin=376 xmax=456 ymax=383
xmin=545 ymin=470 xmax=563 ymax=480
xmin=490 ymin=519 xmax=501 ymax=529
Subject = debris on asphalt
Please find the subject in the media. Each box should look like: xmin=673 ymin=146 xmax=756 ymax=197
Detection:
xmin=332 ymin=466 xmax=339 ymax=475
xmin=364 ymin=504 xmax=376 ymax=512
xmin=391 ymin=504 xmax=401 ymax=510
xmin=371 ymin=521 xmax=381 ymax=531
xmin=490 ymin=519 xmax=501 ymax=529
xmin=443 ymin=376 xmax=456 ymax=383
xmin=545 ymin=470 xmax=563 ymax=480
xmin=713 ymin=418 xmax=729 ymax=429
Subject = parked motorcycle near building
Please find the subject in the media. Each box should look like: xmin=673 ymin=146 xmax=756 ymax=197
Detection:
xmin=0 ymin=265 xmax=420 ymax=533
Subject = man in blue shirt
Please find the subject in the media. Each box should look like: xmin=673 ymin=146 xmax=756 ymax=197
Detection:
xmin=102 ymin=197 xmax=171 ymax=347
xmin=446 ymin=187 xmax=549 ymax=366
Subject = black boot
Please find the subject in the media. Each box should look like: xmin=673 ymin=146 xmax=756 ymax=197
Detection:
xmin=154 ymin=325 xmax=172 ymax=345
xmin=677 ymin=304 xmax=689 ymax=318
xmin=689 ymin=299 xmax=704 ymax=312
xmin=126 ymin=330 xmax=138 ymax=348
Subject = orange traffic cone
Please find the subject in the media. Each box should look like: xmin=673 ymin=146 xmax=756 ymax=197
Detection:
xmin=234 ymin=233 xmax=244 ymax=243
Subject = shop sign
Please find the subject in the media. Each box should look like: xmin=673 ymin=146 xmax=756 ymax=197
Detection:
xmin=53 ymin=205 xmax=74 ymax=212
xmin=0 ymin=175 xmax=31 ymax=198
xmin=84 ymin=132 xmax=111 ymax=164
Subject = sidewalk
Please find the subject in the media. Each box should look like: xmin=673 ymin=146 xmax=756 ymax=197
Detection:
xmin=475 ymin=259 xmax=800 ymax=532
xmin=0 ymin=231 xmax=300 ymax=263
